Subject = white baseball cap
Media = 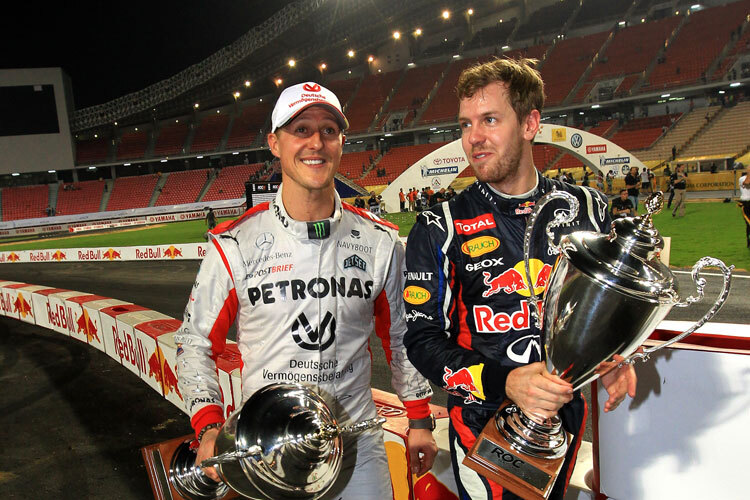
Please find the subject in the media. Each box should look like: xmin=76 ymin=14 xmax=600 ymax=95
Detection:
xmin=270 ymin=82 xmax=349 ymax=132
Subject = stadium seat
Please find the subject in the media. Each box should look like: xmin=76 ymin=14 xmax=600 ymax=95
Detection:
xmin=190 ymin=114 xmax=229 ymax=153
xmin=116 ymin=130 xmax=149 ymax=160
xmin=346 ymin=70 xmax=402 ymax=134
xmin=153 ymin=122 xmax=189 ymax=157
xmin=76 ymin=137 xmax=110 ymax=164
xmin=154 ymin=169 xmax=211 ymax=206
xmin=106 ymin=174 xmax=159 ymax=211
xmin=202 ymin=163 xmax=264 ymax=202
xmin=359 ymin=142 xmax=448 ymax=188
xmin=1 ymin=184 xmax=49 ymax=221
xmin=56 ymin=180 xmax=105 ymax=216
xmin=226 ymin=101 xmax=272 ymax=149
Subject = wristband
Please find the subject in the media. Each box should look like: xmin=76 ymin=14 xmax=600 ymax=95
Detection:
xmin=198 ymin=423 xmax=222 ymax=442
xmin=408 ymin=415 xmax=436 ymax=431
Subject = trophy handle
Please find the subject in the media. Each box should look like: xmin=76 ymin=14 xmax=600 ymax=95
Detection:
xmin=523 ymin=189 xmax=580 ymax=328
xmin=623 ymin=256 xmax=734 ymax=364
xmin=198 ymin=416 xmax=385 ymax=468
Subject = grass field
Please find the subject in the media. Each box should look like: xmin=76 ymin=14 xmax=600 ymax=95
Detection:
xmin=2 ymin=204 xmax=747 ymax=271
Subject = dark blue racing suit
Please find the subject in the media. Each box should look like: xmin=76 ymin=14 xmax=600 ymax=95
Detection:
xmin=404 ymin=173 xmax=611 ymax=499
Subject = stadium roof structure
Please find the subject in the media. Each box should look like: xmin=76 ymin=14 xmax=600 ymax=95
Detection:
xmin=70 ymin=0 xmax=479 ymax=132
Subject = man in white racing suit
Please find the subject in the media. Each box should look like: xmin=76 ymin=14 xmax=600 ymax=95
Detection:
xmin=175 ymin=81 xmax=437 ymax=498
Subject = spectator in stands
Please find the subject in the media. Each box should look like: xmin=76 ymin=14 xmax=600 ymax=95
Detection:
xmin=368 ymin=191 xmax=379 ymax=210
xmin=625 ymin=166 xmax=642 ymax=213
xmin=596 ymin=171 xmax=604 ymax=192
xmin=378 ymin=195 xmax=386 ymax=214
xmin=672 ymin=164 xmax=688 ymax=217
xmin=739 ymin=166 xmax=750 ymax=248
xmin=399 ymin=188 xmax=406 ymax=212
xmin=582 ymin=169 xmax=590 ymax=187
xmin=640 ymin=167 xmax=652 ymax=195
xmin=710 ymin=163 xmax=717 ymax=174
xmin=605 ymin=170 xmax=614 ymax=194
xmin=354 ymin=194 xmax=365 ymax=209
xmin=205 ymin=207 xmax=217 ymax=231
xmin=611 ymin=189 xmax=634 ymax=219
xmin=672 ymin=145 xmax=677 ymax=161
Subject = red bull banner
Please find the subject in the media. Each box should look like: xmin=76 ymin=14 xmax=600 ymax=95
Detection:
xmin=81 ymin=298 xmax=131 ymax=353
xmin=0 ymin=243 xmax=210 ymax=264
xmin=112 ymin=309 xmax=171 ymax=378
xmin=135 ymin=319 xmax=183 ymax=398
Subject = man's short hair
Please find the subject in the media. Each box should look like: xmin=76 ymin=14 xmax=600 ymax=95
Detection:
xmin=456 ymin=57 xmax=545 ymax=123
xmin=620 ymin=189 xmax=628 ymax=195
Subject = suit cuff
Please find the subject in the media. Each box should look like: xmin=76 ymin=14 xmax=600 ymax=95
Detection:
xmin=191 ymin=405 xmax=225 ymax=440
xmin=402 ymin=398 xmax=431 ymax=419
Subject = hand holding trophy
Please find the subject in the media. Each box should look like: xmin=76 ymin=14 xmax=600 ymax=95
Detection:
xmin=169 ymin=383 xmax=385 ymax=500
xmin=464 ymin=191 xmax=733 ymax=499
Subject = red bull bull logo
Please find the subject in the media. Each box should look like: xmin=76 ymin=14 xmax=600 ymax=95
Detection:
xmin=7 ymin=252 xmax=20 ymax=262
xmin=481 ymin=259 xmax=553 ymax=298
xmin=146 ymin=345 xmax=181 ymax=398
xmin=52 ymin=250 xmax=66 ymax=261
xmin=442 ymin=364 xmax=485 ymax=402
xmin=76 ymin=309 xmax=99 ymax=342
xmin=515 ymin=200 xmax=535 ymax=215
xmin=103 ymin=248 xmax=121 ymax=260
xmin=14 ymin=293 xmax=33 ymax=319
xmin=163 ymin=245 xmax=183 ymax=259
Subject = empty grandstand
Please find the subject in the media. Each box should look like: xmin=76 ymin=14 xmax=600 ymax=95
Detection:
xmin=3 ymin=0 xmax=749 ymax=222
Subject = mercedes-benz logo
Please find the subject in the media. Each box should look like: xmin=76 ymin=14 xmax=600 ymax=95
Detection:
xmin=255 ymin=232 xmax=274 ymax=250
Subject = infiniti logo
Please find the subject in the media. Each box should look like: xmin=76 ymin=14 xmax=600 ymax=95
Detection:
xmin=255 ymin=232 xmax=274 ymax=250
xmin=506 ymin=334 xmax=541 ymax=364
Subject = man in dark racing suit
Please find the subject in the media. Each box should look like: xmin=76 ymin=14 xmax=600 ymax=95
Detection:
xmin=404 ymin=58 xmax=638 ymax=499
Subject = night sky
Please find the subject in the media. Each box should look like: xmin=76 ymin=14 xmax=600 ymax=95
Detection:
xmin=3 ymin=1 xmax=296 ymax=110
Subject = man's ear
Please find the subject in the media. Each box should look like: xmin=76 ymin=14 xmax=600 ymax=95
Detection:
xmin=523 ymin=109 xmax=541 ymax=141
xmin=267 ymin=132 xmax=281 ymax=158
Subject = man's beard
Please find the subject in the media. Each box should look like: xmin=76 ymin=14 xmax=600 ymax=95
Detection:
xmin=472 ymin=134 xmax=523 ymax=187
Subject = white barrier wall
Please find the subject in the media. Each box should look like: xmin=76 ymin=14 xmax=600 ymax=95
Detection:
xmin=0 ymin=278 xmax=462 ymax=499
xmin=0 ymin=242 xmax=210 ymax=264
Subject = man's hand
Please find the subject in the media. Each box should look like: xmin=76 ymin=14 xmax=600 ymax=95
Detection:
xmin=505 ymin=362 xmax=573 ymax=419
xmin=196 ymin=428 xmax=221 ymax=482
xmin=408 ymin=428 xmax=438 ymax=476
xmin=597 ymin=354 xmax=638 ymax=413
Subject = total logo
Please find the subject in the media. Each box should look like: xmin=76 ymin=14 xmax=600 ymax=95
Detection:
xmin=481 ymin=259 xmax=552 ymax=298
xmin=454 ymin=213 xmax=496 ymax=235
xmin=443 ymin=364 xmax=485 ymax=403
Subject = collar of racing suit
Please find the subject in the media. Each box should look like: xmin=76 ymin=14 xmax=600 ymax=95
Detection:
xmin=269 ymin=184 xmax=342 ymax=239
xmin=473 ymin=170 xmax=554 ymax=217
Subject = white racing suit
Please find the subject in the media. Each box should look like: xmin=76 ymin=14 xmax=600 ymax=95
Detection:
xmin=175 ymin=186 xmax=433 ymax=499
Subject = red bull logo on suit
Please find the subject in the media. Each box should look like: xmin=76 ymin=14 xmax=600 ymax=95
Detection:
xmin=481 ymin=259 xmax=552 ymax=298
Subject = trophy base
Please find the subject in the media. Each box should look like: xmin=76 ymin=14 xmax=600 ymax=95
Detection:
xmin=141 ymin=434 xmax=238 ymax=500
xmin=463 ymin=402 xmax=571 ymax=500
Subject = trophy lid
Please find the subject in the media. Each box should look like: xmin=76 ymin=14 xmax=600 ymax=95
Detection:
xmin=560 ymin=192 xmax=678 ymax=302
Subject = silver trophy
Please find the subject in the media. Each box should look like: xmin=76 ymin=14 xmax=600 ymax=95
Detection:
xmin=497 ymin=190 xmax=733 ymax=460
xmin=169 ymin=383 xmax=385 ymax=500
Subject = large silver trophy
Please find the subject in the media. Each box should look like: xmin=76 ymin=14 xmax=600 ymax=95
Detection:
xmin=169 ymin=383 xmax=385 ymax=500
xmin=464 ymin=191 xmax=733 ymax=500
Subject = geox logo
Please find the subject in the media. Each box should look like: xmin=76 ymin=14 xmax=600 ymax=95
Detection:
xmin=307 ymin=220 xmax=330 ymax=239
xmin=343 ymin=255 xmax=366 ymax=272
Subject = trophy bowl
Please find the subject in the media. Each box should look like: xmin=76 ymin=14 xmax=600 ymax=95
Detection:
xmin=497 ymin=190 xmax=733 ymax=459
xmin=170 ymin=383 xmax=385 ymax=500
